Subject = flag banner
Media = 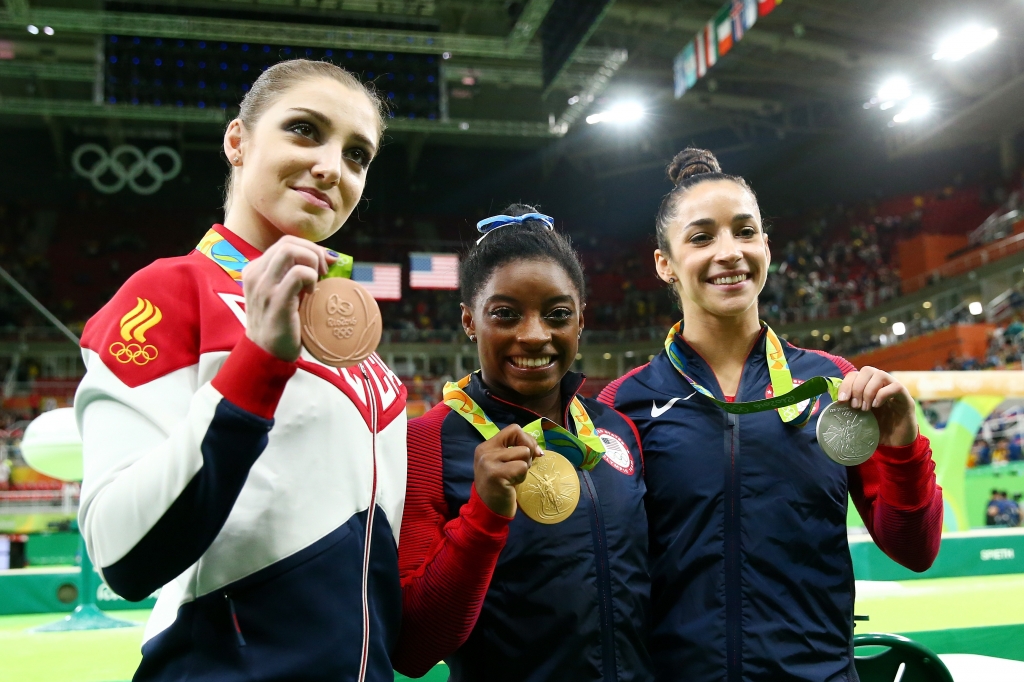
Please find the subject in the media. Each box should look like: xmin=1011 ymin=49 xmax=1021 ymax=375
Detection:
xmin=677 ymin=0 xmax=770 ymax=94
xmin=705 ymin=21 xmax=718 ymax=67
xmin=352 ymin=263 xmax=402 ymax=300
xmin=744 ymin=0 xmax=759 ymax=31
xmin=673 ymin=41 xmax=699 ymax=98
xmin=409 ymin=252 xmax=459 ymax=290
xmin=695 ymin=31 xmax=708 ymax=77
xmin=715 ymin=6 xmax=734 ymax=57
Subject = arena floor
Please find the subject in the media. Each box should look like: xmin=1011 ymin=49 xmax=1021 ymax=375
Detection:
xmin=3 ymin=575 xmax=1022 ymax=682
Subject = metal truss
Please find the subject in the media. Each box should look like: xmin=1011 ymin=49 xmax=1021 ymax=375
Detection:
xmin=0 ymin=97 xmax=562 ymax=135
xmin=0 ymin=61 xmax=95 ymax=82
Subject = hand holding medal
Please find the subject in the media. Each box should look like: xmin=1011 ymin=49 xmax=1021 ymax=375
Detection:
xmin=831 ymin=366 xmax=919 ymax=449
xmin=298 ymin=253 xmax=382 ymax=368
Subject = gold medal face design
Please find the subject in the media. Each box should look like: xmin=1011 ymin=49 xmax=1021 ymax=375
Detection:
xmin=299 ymin=277 xmax=382 ymax=368
xmin=515 ymin=450 xmax=581 ymax=524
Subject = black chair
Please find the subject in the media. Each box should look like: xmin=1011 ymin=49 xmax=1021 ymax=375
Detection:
xmin=853 ymin=633 xmax=954 ymax=682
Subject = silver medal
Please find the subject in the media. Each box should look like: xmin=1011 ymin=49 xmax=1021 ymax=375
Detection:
xmin=815 ymin=401 xmax=880 ymax=466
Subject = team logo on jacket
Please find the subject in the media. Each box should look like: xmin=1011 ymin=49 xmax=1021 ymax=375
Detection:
xmin=597 ymin=428 xmax=634 ymax=475
xmin=109 ymin=297 xmax=162 ymax=366
xmin=765 ymin=378 xmax=820 ymax=417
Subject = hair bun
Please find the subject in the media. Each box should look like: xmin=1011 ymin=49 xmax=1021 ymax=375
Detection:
xmin=666 ymin=148 xmax=721 ymax=186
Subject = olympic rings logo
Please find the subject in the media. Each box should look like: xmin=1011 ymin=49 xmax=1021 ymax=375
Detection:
xmin=72 ymin=143 xmax=182 ymax=195
xmin=109 ymin=341 xmax=159 ymax=366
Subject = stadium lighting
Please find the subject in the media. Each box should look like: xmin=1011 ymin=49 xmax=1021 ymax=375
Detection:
xmin=892 ymin=322 xmax=906 ymax=336
xmin=933 ymin=25 xmax=997 ymax=61
xmin=26 ymin=24 xmax=39 ymax=34
xmin=969 ymin=301 xmax=983 ymax=315
xmin=43 ymin=26 xmax=54 ymax=35
xmin=586 ymin=101 xmax=645 ymax=125
xmin=877 ymin=77 xmax=911 ymax=105
xmin=892 ymin=97 xmax=932 ymax=124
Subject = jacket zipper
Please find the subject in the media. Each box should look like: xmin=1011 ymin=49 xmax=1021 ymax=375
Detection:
xmin=724 ymin=412 xmax=742 ymax=682
xmin=356 ymin=366 xmax=379 ymax=682
xmin=581 ymin=469 xmax=618 ymax=682
xmin=225 ymin=594 xmax=246 ymax=647
xmin=489 ymin=381 xmax=617 ymax=678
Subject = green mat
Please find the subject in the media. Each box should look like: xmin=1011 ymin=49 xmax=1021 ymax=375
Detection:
xmin=4 ymin=574 xmax=1023 ymax=681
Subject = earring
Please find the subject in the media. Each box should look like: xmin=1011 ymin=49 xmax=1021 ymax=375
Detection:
xmin=469 ymin=334 xmax=477 ymax=343
xmin=668 ymin=277 xmax=676 ymax=283
xmin=233 ymin=155 xmax=240 ymax=163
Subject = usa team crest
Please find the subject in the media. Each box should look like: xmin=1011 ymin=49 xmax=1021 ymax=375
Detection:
xmin=597 ymin=428 xmax=634 ymax=475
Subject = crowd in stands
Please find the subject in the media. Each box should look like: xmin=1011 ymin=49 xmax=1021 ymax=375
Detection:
xmin=986 ymin=490 xmax=1022 ymax=527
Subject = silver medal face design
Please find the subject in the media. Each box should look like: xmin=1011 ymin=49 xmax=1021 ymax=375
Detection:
xmin=815 ymin=401 xmax=880 ymax=466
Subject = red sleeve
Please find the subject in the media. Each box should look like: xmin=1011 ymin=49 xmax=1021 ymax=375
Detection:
xmin=392 ymin=405 xmax=513 ymax=677
xmin=806 ymin=348 xmax=943 ymax=572
xmin=849 ymin=434 xmax=943 ymax=572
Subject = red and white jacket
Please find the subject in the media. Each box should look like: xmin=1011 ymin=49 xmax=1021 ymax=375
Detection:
xmin=76 ymin=225 xmax=407 ymax=682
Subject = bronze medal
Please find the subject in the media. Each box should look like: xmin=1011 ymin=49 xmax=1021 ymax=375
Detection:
xmin=515 ymin=450 xmax=581 ymax=524
xmin=299 ymin=277 xmax=382 ymax=368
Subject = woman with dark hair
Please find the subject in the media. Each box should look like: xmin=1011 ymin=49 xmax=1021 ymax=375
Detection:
xmin=76 ymin=60 xmax=407 ymax=682
xmin=394 ymin=206 xmax=653 ymax=682
xmin=599 ymin=149 xmax=944 ymax=681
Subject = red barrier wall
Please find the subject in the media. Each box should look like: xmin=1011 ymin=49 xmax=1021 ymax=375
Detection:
xmin=849 ymin=324 xmax=995 ymax=371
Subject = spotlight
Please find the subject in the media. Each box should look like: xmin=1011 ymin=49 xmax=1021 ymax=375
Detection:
xmin=877 ymin=77 xmax=911 ymax=104
xmin=933 ymin=25 xmax=997 ymax=61
xmin=26 ymin=25 xmax=39 ymax=34
xmin=43 ymin=26 xmax=54 ymax=36
xmin=892 ymin=322 xmax=906 ymax=336
xmin=585 ymin=101 xmax=644 ymax=125
xmin=567 ymin=95 xmax=580 ymax=105
xmin=892 ymin=97 xmax=931 ymax=124
xmin=442 ymin=52 xmax=451 ymax=60
xmin=969 ymin=301 xmax=983 ymax=315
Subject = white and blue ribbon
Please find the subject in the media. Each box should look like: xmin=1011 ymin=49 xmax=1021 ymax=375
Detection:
xmin=475 ymin=212 xmax=554 ymax=244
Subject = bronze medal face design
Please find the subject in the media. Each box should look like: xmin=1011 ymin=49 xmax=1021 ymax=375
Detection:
xmin=515 ymin=450 xmax=581 ymax=524
xmin=299 ymin=277 xmax=382 ymax=368
xmin=815 ymin=401 xmax=880 ymax=466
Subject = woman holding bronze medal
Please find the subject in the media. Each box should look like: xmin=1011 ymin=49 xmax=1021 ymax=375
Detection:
xmin=76 ymin=60 xmax=406 ymax=682
xmin=599 ymin=149 xmax=944 ymax=681
xmin=393 ymin=206 xmax=653 ymax=681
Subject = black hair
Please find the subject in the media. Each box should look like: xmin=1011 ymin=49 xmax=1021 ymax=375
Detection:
xmin=655 ymin=147 xmax=760 ymax=256
xmin=460 ymin=203 xmax=586 ymax=308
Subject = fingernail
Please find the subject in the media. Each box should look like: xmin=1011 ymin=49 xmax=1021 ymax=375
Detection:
xmin=850 ymin=398 xmax=859 ymax=409
xmin=872 ymin=398 xmax=881 ymax=408
xmin=326 ymin=249 xmax=339 ymax=258
xmin=838 ymin=392 xmax=848 ymax=402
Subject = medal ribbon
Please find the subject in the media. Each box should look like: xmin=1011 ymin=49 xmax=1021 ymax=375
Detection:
xmin=196 ymin=227 xmax=354 ymax=285
xmin=664 ymin=320 xmax=843 ymax=427
xmin=443 ymin=373 xmax=605 ymax=470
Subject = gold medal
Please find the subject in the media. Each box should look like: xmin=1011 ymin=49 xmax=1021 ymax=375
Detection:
xmin=299 ymin=277 xmax=382 ymax=368
xmin=515 ymin=450 xmax=580 ymax=524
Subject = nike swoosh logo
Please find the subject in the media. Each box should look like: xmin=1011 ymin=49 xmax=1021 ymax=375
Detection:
xmin=651 ymin=392 xmax=696 ymax=418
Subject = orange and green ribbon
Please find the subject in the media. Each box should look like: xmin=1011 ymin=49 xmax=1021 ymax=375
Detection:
xmin=196 ymin=227 xmax=353 ymax=285
xmin=664 ymin=320 xmax=843 ymax=427
xmin=443 ymin=373 xmax=605 ymax=470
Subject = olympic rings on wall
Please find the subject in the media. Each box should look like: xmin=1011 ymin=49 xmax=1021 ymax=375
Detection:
xmin=72 ymin=143 xmax=182 ymax=195
xmin=109 ymin=341 xmax=159 ymax=366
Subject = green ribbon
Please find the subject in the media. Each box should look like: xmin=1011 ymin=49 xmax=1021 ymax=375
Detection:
xmin=443 ymin=373 xmax=605 ymax=470
xmin=664 ymin=320 xmax=843 ymax=426
xmin=196 ymin=227 xmax=354 ymax=284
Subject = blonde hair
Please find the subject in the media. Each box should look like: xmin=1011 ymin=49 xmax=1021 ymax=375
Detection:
xmin=223 ymin=59 xmax=387 ymax=211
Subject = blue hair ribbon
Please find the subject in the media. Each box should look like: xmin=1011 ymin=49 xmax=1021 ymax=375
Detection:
xmin=475 ymin=212 xmax=554 ymax=244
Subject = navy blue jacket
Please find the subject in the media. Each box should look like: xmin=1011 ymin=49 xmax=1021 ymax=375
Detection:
xmin=601 ymin=330 xmax=863 ymax=682
xmin=424 ymin=372 xmax=653 ymax=682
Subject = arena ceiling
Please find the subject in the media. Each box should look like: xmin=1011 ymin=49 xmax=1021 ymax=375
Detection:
xmin=0 ymin=0 xmax=1021 ymax=169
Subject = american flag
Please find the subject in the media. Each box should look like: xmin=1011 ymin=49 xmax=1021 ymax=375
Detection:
xmin=352 ymin=263 xmax=402 ymax=300
xmin=409 ymin=252 xmax=460 ymax=290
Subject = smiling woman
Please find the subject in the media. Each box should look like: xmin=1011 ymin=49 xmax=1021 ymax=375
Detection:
xmin=75 ymin=59 xmax=409 ymax=682
xmin=393 ymin=205 xmax=653 ymax=682
xmin=599 ymin=148 xmax=944 ymax=681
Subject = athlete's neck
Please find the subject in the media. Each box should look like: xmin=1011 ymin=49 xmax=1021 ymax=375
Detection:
xmin=481 ymin=373 xmax=565 ymax=426
xmin=680 ymin=306 xmax=761 ymax=396
xmin=223 ymin=204 xmax=284 ymax=253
